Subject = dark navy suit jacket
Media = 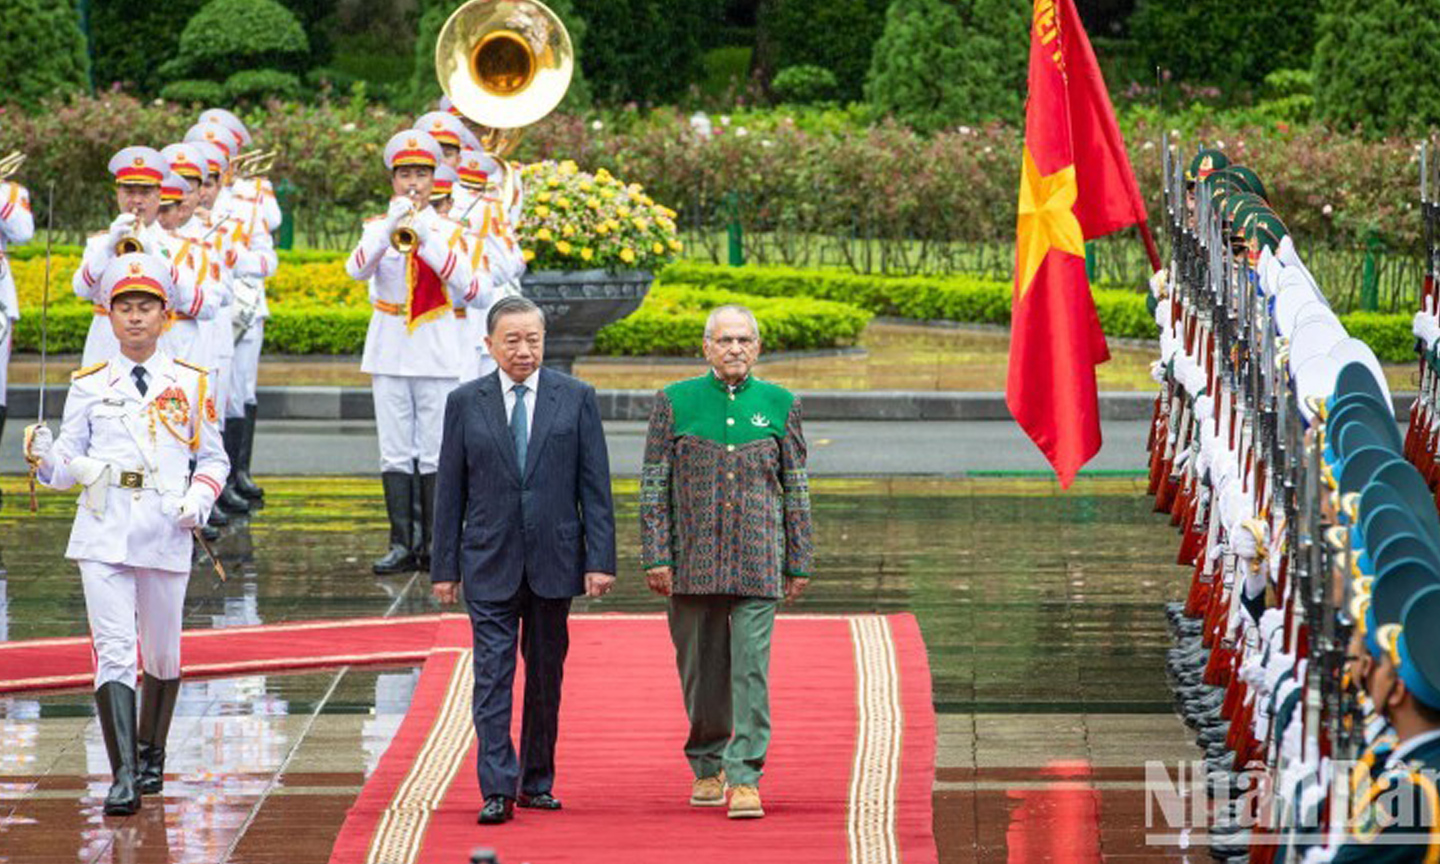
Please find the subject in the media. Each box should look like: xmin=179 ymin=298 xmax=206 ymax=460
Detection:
xmin=431 ymin=368 xmax=616 ymax=601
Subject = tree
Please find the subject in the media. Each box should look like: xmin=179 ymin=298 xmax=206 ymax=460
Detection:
xmin=410 ymin=0 xmax=591 ymax=113
xmin=760 ymin=0 xmax=890 ymax=101
xmin=168 ymin=0 xmax=311 ymax=82
xmin=0 ymin=0 xmax=90 ymax=109
xmin=1129 ymin=0 xmax=1315 ymax=94
xmin=575 ymin=0 xmax=711 ymax=105
xmin=865 ymin=0 xmax=1027 ymax=132
xmin=91 ymin=0 xmax=207 ymax=93
xmin=1312 ymin=0 xmax=1440 ymax=135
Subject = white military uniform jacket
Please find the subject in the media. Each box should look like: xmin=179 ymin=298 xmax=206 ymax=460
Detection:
xmin=37 ymin=350 xmax=229 ymax=572
xmin=346 ymin=208 xmax=476 ymax=379
xmin=74 ymin=223 xmax=197 ymax=364
xmin=155 ymin=228 xmax=218 ymax=366
xmin=217 ymin=183 xmax=279 ymax=323
xmin=0 ymin=181 xmax=34 ymax=322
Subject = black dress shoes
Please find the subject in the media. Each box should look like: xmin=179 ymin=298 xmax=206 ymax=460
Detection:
xmin=518 ymin=792 xmax=562 ymax=810
xmin=478 ymin=795 xmax=515 ymax=824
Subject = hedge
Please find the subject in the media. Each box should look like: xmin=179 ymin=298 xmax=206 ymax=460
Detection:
xmin=592 ymin=284 xmax=872 ymax=356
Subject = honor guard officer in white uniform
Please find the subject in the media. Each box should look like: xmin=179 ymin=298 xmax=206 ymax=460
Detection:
xmin=23 ymin=252 xmax=228 ymax=816
xmin=454 ymin=148 xmax=524 ymax=380
xmin=0 ymin=146 xmax=34 ymax=462
xmin=74 ymin=147 xmax=168 ymax=366
xmin=346 ymin=131 xmax=478 ymax=575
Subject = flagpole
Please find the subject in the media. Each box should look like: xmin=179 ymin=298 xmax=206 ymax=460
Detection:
xmin=1138 ymin=220 xmax=1163 ymax=273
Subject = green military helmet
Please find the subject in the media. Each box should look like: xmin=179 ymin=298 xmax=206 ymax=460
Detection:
xmin=1225 ymin=166 xmax=1268 ymax=201
xmin=1186 ymin=149 xmax=1230 ymax=185
xmin=1221 ymin=192 xmax=1267 ymax=226
xmin=1243 ymin=209 xmax=1288 ymax=263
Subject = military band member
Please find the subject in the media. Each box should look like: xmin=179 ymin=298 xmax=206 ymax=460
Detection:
xmin=0 ymin=149 xmax=34 ymax=457
xmin=23 ymin=252 xmax=228 ymax=815
xmin=432 ymin=164 xmax=458 ymax=216
xmin=414 ymin=111 xmax=467 ymax=169
xmin=454 ymin=148 xmax=525 ymax=381
xmin=74 ymin=147 xmax=168 ymax=366
xmin=345 ymin=130 xmax=475 ymax=574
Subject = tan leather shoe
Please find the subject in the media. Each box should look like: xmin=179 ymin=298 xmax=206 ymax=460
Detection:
xmin=690 ymin=771 xmax=725 ymax=807
xmin=727 ymin=784 xmax=764 ymax=819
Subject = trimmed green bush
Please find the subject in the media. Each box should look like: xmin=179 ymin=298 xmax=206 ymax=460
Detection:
xmin=761 ymin=0 xmax=889 ymax=101
xmin=593 ymin=283 xmax=872 ymax=356
xmin=1130 ymin=0 xmax=1315 ymax=96
xmin=224 ymin=69 xmax=303 ymax=103
xmin=1335 ymin=313 xmax=1416 ymax=364
xmin=92 ymin=0 xmax=206 ymax=93
xmin=772 ymin=66 xmax=838 ymax=105
xmin=172 ymin=0 xmax=310 ymax=81
xmin=159 ymin=79 xmax=228 ymax=105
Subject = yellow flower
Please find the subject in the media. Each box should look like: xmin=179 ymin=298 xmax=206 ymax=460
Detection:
xmin=536 ymin=227 xmax=553 ymax=241
xmin=522 ymin=248 xmax=535 ymax=262
xmin=556 ymin=240 xmax=572 ymax=255
xmin=633 ymin=217 xmax=649 ymax=231
xmin=536 ymin=192 xmax=551 ymax=203
xmin=669 ymin=239 xmax=683 ymax=252
xmin=547 ymin=177 xmax=561 ymax=188
xmin=581 ymin=247 xmax=594 ymax=261
xmin=579 ymin=181 xmax=593 ymax=192
xmin=559 ymin=160 xmax=579 ymax=175
xmin=652 ymin=242 xmax=665 ymax=255
xmin=557 ymin=197 xmax=571 ymax=210
xmin=617 ymin=206 xmax=631 ymax=218
xmin=596 ymin=223 xmax=610 ymax=236
xmin=562 ymin=224 xmax=576 ymax=237
xmin=586 ymin=197 xmax=601 ymax=210
xmin=620 ymin=248 xmax=636 ymax=264
xmin=606 ymin=219 xmax=620 ymax=231
xmin=600 ymin=188 xmax=616 ymax=200
xmin=535 ymin=205 xmax=551 ymax=218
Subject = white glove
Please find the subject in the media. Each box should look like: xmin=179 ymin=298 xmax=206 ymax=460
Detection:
xmin=108 ymin=212 xmax=139 ymax=243
xmin=1148 ymin=268 xmax=1168 ymax=297
xmin=1149 ymin=360 xmax=1166 ymax=385
xmin=386 ymin=196 xmax=416 ymax=231
xmin=176 ymin=492 xmax=205 ymax=529
xmin=1194 ymin=394 xmax=1214 ymax=424
xmin=23 ymin=423 xmax=53 ymax=465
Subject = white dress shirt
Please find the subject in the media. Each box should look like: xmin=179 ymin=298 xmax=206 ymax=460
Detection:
xmin=499 ymin=366 xmax=540 ymax=441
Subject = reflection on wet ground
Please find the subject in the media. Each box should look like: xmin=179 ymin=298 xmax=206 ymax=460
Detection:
xmin=0 ymin=476 xmax=1200 ymax=862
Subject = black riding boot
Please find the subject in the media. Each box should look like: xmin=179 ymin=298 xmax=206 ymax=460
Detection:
xmin=95 ymin=681 xmax=141 ymax=815
xmin=137 ymin=674 xmax=182 ymax=795
xmin=217 ymin=422 xmax=251 ymax=515
xmin=415 ymin=472 xmax=437 ymax=572
xmin=373 ymin=472 xmax=417 ymax=574
xmin=235 ymin=402 xmax=264 ymax=500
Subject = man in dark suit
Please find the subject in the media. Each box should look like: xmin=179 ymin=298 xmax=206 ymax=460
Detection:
xmin=431 ymin=295 xmax=617 ymax=825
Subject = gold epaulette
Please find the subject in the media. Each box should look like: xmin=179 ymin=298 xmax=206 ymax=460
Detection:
xmin=71 ymin=360 xmax=108 ymax=380
xmin=174 ymin=358 xmax=209 ymax=375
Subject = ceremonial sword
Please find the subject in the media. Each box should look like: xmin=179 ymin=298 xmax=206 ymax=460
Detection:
xmin=27 ymin=181 xmax=54 ymax=513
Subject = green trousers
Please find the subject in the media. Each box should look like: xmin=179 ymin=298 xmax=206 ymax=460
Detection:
xmin=666 ymin=594 xmax=778 ymax=787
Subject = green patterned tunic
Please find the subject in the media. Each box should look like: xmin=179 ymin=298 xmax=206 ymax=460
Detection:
xmin=640 ymin=373 xmax=813 ymax=598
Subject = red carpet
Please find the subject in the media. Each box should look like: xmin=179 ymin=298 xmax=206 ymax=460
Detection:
xmin=330 ymin=613 xmax=937 ymax=864
xmin=0 ymin=614 xmax=449 ymax=693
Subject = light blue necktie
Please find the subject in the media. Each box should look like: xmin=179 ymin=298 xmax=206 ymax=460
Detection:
xmin=511 ymin=383 xmax=529 ymax=469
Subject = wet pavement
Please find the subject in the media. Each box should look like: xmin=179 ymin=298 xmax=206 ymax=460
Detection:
xmin=0 ymin=475 xmax=1202 ymax=862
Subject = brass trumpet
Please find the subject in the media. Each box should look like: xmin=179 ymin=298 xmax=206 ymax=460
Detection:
xmin=115 ymin=206 xmax=146 ymax=255
xmin=231 ymin=148 xmax=279 ymax=180
xmin=391 ymin=190 xmax=421 ymax=254
xmin=0 ymin=151 xmax=24 ymax=181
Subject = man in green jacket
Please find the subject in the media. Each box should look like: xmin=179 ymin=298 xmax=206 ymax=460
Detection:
xmin=641 ymin=304 xmax=814 ymax=820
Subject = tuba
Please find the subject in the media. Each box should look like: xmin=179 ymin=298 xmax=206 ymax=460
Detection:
xmin=435 ymin=0 xmax=573 ymax=204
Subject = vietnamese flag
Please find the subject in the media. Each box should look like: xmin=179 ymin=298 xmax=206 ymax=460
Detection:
xmin=1006 ymin=0 xmax=1151 ymax=487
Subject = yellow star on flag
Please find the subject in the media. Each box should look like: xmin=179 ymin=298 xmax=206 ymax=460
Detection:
xmin=1015 ymin=145 xmax=1085 ymax=296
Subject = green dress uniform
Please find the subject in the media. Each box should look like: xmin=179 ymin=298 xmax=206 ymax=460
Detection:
xmin=640 ymin=372 xmax=814 ymax=787
xmin=1333 ymin=732 xmax=1440 ymax=863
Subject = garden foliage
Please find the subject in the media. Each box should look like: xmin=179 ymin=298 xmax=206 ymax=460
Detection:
xmin=1312 ymin=0 xmax=1440 ymax=136
xmin=0 ymin=0 xmax=90 ymax=110
xmin=760 ymin=0 xmax=890 ymax=101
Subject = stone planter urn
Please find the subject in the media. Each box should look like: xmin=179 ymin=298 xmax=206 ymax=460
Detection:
xmin=520 ymin=268 xmax=654 ymax=373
